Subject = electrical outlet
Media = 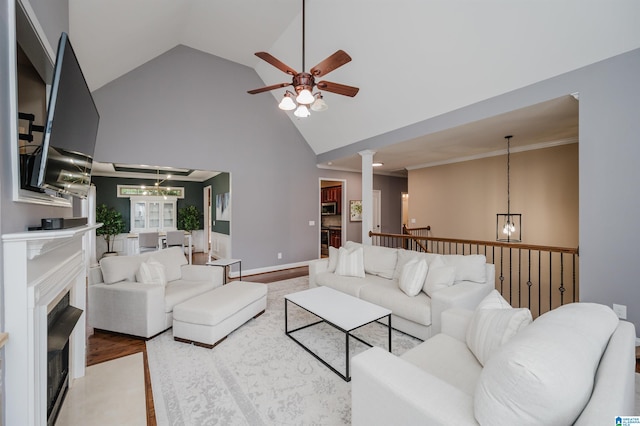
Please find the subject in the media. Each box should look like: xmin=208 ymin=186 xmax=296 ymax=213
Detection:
xmin=612 ymin=303 xmax=627 ymax=319
xmin=309 ymin=220 xmax=315 ymax=226
xmin=411 ymin=218 xmax=416 ymax=224
xmin=277 ymin=252 xmax=282 ymax=260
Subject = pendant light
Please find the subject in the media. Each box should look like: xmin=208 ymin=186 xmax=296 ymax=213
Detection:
xmin=496 ymin=135 xmax=522 ymax=242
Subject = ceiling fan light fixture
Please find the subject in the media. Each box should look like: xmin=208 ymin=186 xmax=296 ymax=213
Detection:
xmin=296 ymin=88 xmax=315 ymax=105
xmin=311 ymin=95 xmax=328 ymax=112
xmin=294 ymin=104 xmax=310 ymax=118
xmin=278 ymin=94 xmax=296 ymax=111
xmin=247 ymin=0 xmax=359 ymax=118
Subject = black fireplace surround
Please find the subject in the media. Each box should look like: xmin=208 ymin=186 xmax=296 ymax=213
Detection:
xmin=47 ymin=292 xmax=82 ymax=425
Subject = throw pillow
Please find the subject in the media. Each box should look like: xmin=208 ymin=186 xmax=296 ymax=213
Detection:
xmin=422 ymin=265 xmax=456 ymax=296
xmin=393 ymin=250 xmax=430 ymax=280
xmin=136 ymin=259 xmax=168 ymax=286
xmin=442 ymin=254 xmax=487 ymax=283
xmin=363 ymin=245 xmax=398 ymax=279
xmin=398 ymin=258 xmax=429 ymax=297
xmin=327 ymin=246 xmax=339 ymax=272
xmin=466 ymin=290 xmax=532 ymax=366
xmin=335 ymin=246 xmax=365 ymax=278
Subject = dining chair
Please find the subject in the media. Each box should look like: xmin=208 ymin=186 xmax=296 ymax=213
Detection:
xmin=165 ymin=230 xmax=186 ymax=252
xmin=138 ymin=231 xmax=160 ymax=253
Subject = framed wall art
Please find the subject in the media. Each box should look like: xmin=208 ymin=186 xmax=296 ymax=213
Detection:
xmin=349 ymin=200 xmax=362 ymax=222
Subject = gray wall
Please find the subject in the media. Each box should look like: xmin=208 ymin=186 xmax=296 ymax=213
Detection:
xmin=373 ymin=174 xmax=407 ymax=235
xmin=92 ymin=45 xmax=364 ymax=269
xmin=1 ymin=0 xmax=70 ymax=422
xmin=321 ymin=48 xmax=640 ymax=333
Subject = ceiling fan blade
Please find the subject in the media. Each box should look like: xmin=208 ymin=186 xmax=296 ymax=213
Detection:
xmin=311 ymin=50 xmax=352 ymax=77
xmin=247 ymin=82 xmax=291 ymax=95
xmin=255 ymin=52 xmax=297 ymax=76
xmin=316 ymin=81 xmax=360 ymax=97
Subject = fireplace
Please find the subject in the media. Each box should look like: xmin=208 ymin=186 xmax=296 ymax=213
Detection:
xmin=47 ymin=291 xmax=83 ymax=425
xmin=2 ymin=224 xmax=96 ymax=425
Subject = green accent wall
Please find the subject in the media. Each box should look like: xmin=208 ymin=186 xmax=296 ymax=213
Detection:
xmin=92 ymin=176 xmax=205 ymax=233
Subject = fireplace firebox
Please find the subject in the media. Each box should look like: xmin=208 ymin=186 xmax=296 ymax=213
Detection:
xmin=47 ymin=291 xmax=83 ymax=425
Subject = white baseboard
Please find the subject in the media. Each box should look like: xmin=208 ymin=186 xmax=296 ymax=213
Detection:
xmin=230 ymin=260 xmax=311 ymax=278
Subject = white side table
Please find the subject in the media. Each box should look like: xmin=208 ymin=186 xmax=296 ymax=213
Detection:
xmin=206 ymin=258 xmax=242 ymax=284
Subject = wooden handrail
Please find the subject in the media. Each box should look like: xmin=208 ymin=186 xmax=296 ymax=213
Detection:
xmin=401 ymin=225 xmax=430 ymax=252
xmin=402 ymin=226 xmax=431 ymax=232
xmin=371 ymin=231 xmax=579 ymax=255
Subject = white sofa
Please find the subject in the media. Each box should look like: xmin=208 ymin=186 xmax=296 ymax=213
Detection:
xmin=88 ymin=247 xmax=223 ymax=338
xmin=352 ymin=293 xmax=637 ymax=426
xmin=309 ymin=242 xmax=495 ymax=340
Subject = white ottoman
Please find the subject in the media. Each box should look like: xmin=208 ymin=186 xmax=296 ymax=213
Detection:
xmin=172 ymin=281 xmax=267 ymax=348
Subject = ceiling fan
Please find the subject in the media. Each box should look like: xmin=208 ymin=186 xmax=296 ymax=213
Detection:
xmin=247 ymin=0 xmax=359 ymax=117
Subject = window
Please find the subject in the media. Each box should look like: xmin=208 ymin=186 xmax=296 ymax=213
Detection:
xmin=117 ymin=185 xmax=184 ymax=198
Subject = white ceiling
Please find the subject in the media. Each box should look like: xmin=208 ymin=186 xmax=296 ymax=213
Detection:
xmin=68 ymin=0 xmax=640 ymax=171
xmin=320 ymin=95 xmax=579 ymax=176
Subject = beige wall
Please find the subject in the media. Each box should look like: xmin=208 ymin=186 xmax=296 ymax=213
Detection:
xmin=408 ymin=143 xmax=578 ymax=247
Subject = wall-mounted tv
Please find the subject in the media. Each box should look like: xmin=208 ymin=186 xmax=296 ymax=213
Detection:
xmin=29 ymin=32 xmax=99 ymax=199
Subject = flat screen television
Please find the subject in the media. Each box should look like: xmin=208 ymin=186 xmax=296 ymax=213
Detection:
xmin=29 ymin=32 xmax=99 ymax=199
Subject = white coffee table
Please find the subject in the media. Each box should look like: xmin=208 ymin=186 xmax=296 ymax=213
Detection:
xmin=284 ymin=286 xmax=392 ymax=382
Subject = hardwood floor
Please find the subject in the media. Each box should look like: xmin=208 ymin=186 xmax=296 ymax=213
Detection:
xmin=86 ymin=252 xmax=308 ymax=426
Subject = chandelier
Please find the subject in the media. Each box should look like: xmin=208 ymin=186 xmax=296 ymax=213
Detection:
xmin=142 ymin=169 xmax=173 ymax=199
xmin=496 ymin=135 xmax=522 ymax=242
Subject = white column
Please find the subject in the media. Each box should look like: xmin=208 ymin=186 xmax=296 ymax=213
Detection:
xmin=359 ymin=150 xmax=375 ymax=245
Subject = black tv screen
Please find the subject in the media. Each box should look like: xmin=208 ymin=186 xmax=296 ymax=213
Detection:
xmin=30 ymin=32 xmax=99 ymax=199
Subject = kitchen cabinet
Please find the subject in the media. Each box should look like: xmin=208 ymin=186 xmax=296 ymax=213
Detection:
xmin=321 ymin=186 xmax=342 ymax=213
xmin=329 ymin=229 xmax=341 ymax=248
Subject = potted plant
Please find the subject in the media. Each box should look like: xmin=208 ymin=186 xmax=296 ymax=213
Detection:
xmin=178 ymin=205 xmax=201 ymax=253
xmin=178 ymin=205 xmax=201 ymax=232
xmin=96 ymin=204 xmax=125 ymax=256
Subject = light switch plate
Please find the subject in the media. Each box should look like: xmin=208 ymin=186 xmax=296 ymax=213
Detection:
xmin=612 ymin=303 xmax=627 ymax=319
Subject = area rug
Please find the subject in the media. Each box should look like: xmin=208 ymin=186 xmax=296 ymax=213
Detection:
xmin=147 ymin=277 xmax=421 ymax=425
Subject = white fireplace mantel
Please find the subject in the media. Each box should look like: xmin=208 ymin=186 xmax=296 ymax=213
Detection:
xmin=2 ymin=224 xmax=99 ymax=426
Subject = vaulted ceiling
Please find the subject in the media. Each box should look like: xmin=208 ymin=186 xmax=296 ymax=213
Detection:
xmin=69 ymin=0 xmax=640 ymax=173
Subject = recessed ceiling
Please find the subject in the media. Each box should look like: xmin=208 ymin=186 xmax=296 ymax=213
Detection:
xmin=91 ymin=162 xmax=220 ymax=182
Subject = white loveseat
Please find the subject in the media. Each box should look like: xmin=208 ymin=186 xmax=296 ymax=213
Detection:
xmin=352 ymin=293 xmax=637 ymax=425
xmin=309 ymin=242 xmax=495 ymax=340
xmin=88 ymin=247 xmax=223 ymax=338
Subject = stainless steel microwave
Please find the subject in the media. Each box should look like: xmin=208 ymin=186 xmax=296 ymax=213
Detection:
xmin=321 ymin=202 xmax=337 ymax=215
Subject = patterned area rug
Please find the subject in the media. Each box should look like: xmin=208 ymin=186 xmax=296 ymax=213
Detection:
xmin=147 ymin=277 xmax=421 ymax=425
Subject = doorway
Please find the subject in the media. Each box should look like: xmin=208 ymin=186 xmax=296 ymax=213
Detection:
xmin=372 ymin=189 xmax=381 ymax=234
xmin=401 ymin=192 xmax=409 ymax=230
xmin=319 ymin=178 xmax=346 ymax=258
xmin=203 ymin=185 xmax=212 ymax=257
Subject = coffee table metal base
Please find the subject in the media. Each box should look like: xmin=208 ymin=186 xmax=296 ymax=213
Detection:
xmin=285 ymin=299 xmax=391 ymax=382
